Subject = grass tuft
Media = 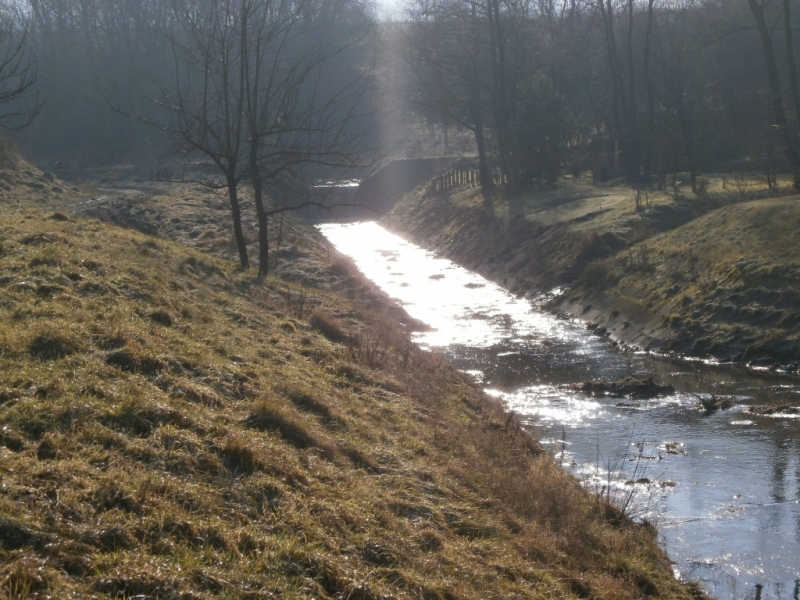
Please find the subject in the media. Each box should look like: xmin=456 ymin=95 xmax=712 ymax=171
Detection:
xmin=245 ymin=396 xmax=318 ymax=450
xmin=103 ymin=396 xmax=187 ymax=437
xmin=28 ymin=329 xmax=81 ymax=360
xmin=219 ymin=434 xmax=261 ymax=476
xmin=310 ymin=310 xmax=348 ymax=343
xmin=282 ymin=384 xmax=334 ymax=421
xmin=149 ymin=310 xmax=173 ymax=326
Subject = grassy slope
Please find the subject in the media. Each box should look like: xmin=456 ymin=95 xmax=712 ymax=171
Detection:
xmin=0 ymin=157 xmax=87 ymax=207
xmin=384 ymin=175 xmax=800 ymax=374
xmin=576 ymin=198 xmax=800 ymax=366
xmin=0 ymin=194 xmax=701 ymax=596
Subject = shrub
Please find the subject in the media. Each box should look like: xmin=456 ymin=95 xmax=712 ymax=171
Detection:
xmin=580 ymin=260 xmax=612 ymax=290
xmin=575 ymin=231 xmax=612 ymax=263
xmin=628 ymin=221 xmax=655 ymax=246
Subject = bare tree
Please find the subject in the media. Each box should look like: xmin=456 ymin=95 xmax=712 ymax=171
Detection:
xmin=405 ymin=0 xmax=495 ymax=203
xmin=129 ymin=0 xmax=375 ymax=275
xmin=133 ymin=0 xmax=252 ymax=267
xmin=241 ymin=0 xmax=375 ymax=275
xmin=0 ymin=8 xmax=39 ymax=130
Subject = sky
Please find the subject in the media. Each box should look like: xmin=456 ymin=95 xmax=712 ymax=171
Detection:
xmin=376 ymin=0 xmax=402 ymax=19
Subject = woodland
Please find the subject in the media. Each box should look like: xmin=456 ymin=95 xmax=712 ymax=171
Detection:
xmin=1 ymin=0 xmax=799 ymax=261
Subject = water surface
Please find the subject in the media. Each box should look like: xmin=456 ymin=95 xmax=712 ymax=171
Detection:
xmin=319 ymin=221 xmax=800 ymax=600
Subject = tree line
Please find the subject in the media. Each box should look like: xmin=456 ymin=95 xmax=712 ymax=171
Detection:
xmin=1 ymin=0 xmax=799 ymax=271
xmin=0 ymin=0 xmax=377 ymax=275
xmin=402 ymin=0 xmax=800 ymax=199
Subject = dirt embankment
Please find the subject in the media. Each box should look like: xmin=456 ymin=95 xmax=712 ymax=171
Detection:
xmin=383 ymin=178 xmax=800 ymax=376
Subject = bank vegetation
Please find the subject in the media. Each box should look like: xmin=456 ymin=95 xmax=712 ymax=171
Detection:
xmin=0 ymin=164 xmax=705 ymax=598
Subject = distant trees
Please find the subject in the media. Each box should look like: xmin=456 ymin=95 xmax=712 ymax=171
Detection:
xmin=4 ymin=0 xmax=800 ymax=205
xmin=401 ymin=0 xmax=800 ymax=192
xmin=747 ymin=0 xmax=800 ymax=187
xmin=0 ymin=7 xmax=38 ymax=130
xmin=22 ymin=0 xmax=173 ymax=162
xmin=405 ymin=0 xmax=572 ymax=199
xmin=1 ymin=0 xmax=375 ymax=276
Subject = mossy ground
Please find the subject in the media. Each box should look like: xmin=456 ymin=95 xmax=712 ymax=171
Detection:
xmin=0 ymin=173 xmax=703 ymax=598
xmin=385 ymin=173 xmax=800 ymax=374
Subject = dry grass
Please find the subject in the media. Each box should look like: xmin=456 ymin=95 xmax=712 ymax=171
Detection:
xmin=309 ymin=310 xmax=349 ymax=343
xmin=0 ymin=152 xmax=85 ymax=206
xmin=591 ymin=198 xmax=800 ymax=366
xmin=386 ymin=173 xmax=800 ymax=372
xmin=0 ymin=198 xmax=703 ymax=599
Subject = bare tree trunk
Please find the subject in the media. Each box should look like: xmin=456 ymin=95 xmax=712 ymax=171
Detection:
xmin=625 ymin=0 xmax=640 ymax=178
xmin=598 ymin=0 xmax=625 ymax=167
xmin=487 ymin=0 xmax=515 ymax=189
xmin=642 ymin=0 xmax=656 ymax=177
xmin=677 ymin=106 xmax=697 ymax=191
xmin=748 ymin=0 xmax=800 ymax=187
xmin=474 ymin=111 xmax=493 ymax=207
xmin=783 ymin=0 xmax=800 ymax=124
xmin=598 ymin=0 xmax=639 ymax=182
xmin=227 ymin=178 xmax=250 ymax=268
xmin=253 ymin=175 xmax=270 ymax=277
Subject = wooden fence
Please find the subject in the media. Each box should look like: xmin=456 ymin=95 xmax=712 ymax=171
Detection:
xmin=435 ymin=166 xmax=506 ymax=194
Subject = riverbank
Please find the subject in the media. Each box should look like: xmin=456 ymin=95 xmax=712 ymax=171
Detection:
xmin=383 ymin=176 xmax=800 ymax=377
xmin=0 ymin=167 xmax=703 ymax=597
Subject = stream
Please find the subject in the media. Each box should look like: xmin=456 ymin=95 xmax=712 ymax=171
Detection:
xmin=318 ymin=221 xmax=800 ymax=600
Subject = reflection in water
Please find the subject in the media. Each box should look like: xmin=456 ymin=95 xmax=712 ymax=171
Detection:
xmin=319 ymin=222 xmax=800 ymax=599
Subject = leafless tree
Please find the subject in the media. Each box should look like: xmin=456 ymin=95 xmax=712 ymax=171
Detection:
xmin=241 ymin=0 xmax=376 ymax=275
xmin=405 ymin=0 xmax=495 ymax=203
xmin=130 ymin=0 xmax=375 ymax=275
xmin=748 ymin=0 xmax=800 ymax=187
xmin=0 ymin=8 xmax=39 ymax=130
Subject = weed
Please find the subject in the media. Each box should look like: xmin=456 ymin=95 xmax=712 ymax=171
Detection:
xmin=281 ymin=285 xmax=312 ymax=319
xmin=309 ymin=310 xmax=348 ymax=343
xmin=576 ymin=230 xmax=612 ymax=263
xmin=592 ymin=434 xmax=658 ymax=523
xmin=628 ymin=221 xmax=655 ymax=246
xmin=0 ymin=557 xmax=50 ymax=598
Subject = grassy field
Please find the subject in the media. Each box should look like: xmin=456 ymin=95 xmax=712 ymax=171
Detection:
xmin=0 ymin=164 xmax=704 ymax=598
xmin=385 ymin=173 xmax=800 ymax=373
